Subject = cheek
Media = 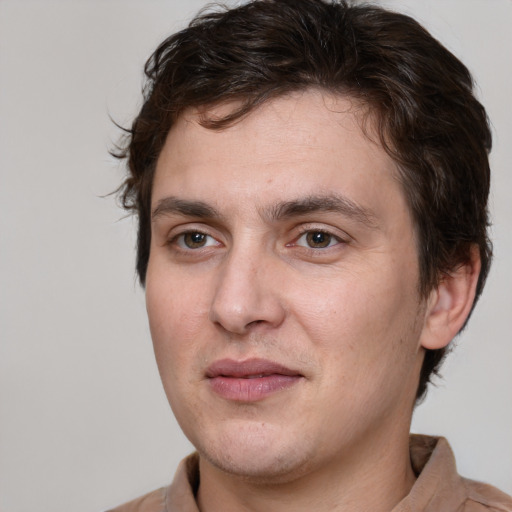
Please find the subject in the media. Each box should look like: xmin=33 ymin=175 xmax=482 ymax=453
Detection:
xmin=291 ymin=264 xmax=421 ymax=372
xmin=291 ymin=273 xmax=397 ymax=341
xmin=146 ymin=283 xmax=210 ymax=430
xmin=145 ymin=270 xmax=209 ymax=373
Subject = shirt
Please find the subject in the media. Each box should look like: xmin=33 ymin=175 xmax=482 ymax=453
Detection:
xmin=106 ymin=435 xmax=512 ymax=512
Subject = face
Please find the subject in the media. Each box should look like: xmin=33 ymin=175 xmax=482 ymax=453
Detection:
xmin=146 ymin=90 xmax=428 ymax=482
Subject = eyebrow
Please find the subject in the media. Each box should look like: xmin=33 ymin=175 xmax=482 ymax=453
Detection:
xmin=266 ymin=194 xmax=379 ymax=228
xmin=152 ymin=194 xmax=378 ymax=229
xmin=152 ymin=197 xmax=221 ymax=220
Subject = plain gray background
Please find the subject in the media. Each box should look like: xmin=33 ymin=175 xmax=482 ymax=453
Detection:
xmin=0 ymin=1 xmax=511 ymax=511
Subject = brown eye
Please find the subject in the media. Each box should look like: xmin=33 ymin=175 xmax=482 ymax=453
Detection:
xmin=305 ymin=231 xmax=332 ymax=248
xmin=177 ymin=232 xmax=216 ymax=249
xmin=184 ymin=232 xmax=206 ymax=248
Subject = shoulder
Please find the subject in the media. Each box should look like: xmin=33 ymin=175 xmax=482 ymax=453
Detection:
xmin=104 ymin=453 xmax=200 ymax=512
xmin=105 ymin=487 xmax=167 ymax=512
xmin=405 ymin=435 xmax=512 ymax=512
xmin=460 ymin=478 xmax=512 ymax=512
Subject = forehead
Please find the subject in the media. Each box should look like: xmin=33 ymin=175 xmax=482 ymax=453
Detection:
xmin=167 ymin=91 xmax=376 ymax=162
xmin=152 ymin=90 xmax=408 ymax=230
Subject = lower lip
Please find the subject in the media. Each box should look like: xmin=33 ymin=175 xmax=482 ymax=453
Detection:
xmin=208 ymin=374 xmax=301 ymax=402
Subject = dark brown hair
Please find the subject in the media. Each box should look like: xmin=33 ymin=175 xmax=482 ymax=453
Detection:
xmin=115 ymin=0 xmax=492 ymax=400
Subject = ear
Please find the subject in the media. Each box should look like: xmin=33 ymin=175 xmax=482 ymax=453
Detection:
xmin=420 ymin=247 xmax=481 ymax=350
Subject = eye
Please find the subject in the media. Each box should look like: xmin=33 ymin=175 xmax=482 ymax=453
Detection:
xmin=295 ymin=230 xmax=341 ymax=249
xmin=175 ymin=231 xmax=218 ymax=249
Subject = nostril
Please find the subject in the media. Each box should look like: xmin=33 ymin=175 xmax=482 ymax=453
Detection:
xmin=247 ymin=319 xmax=264 ymax=328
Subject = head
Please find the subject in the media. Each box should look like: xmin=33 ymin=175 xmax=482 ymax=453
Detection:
xmin=117 ymin=0 xmax=490 ymax=425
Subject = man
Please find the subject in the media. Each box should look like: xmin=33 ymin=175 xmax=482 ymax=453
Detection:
xmin=109 ymin=0 xmax=512 ymax=510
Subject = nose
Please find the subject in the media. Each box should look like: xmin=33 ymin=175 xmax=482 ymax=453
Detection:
xmin=209 ymin=247 xmax=286 ymax=335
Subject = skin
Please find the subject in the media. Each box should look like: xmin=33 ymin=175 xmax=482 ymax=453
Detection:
xmin=145 ymin=90 xmax=479 ymax=512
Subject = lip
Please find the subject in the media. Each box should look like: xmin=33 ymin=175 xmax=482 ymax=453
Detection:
xmin=206 ymin=358 xmax=303 ymax=402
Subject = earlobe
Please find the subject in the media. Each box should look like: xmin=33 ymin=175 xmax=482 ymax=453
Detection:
xmin=420 ymin=247 xmax=481 ymax=350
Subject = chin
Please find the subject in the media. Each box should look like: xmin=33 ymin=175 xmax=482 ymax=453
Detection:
xmin=195 ymin=420 xmax=314 ymax=483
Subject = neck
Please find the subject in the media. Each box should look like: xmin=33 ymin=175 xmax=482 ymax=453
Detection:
xmin=196 ymin=428 xmax=416 ymax=512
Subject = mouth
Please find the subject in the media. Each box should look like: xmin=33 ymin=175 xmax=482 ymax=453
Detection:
xmin=205 ymin=358 xmax=303 ymax=402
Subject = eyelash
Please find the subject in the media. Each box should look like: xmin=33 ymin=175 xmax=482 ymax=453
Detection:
xmin=291 ymin=227 xmax=346 ymax=250
xmin=167 ymin=226 xmax=347 ymax=254
xmin=170 ymin=230 xmax=220 ymax=250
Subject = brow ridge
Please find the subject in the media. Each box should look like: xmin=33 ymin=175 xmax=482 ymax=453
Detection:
xmin=152 ymin=193 xmax=378 ymax=229
xmin=152 ymin=197 xmax=219 ymax=220
xmin=266 ymin=194 xmax=378 ymax=228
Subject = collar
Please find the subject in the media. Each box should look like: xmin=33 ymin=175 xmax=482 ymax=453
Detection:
xmin=164 ymin=435 xmax=501 ymax=512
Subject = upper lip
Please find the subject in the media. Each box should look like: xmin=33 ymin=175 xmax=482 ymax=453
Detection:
xmin=206 ymin=358 xmax=301 ymax=378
